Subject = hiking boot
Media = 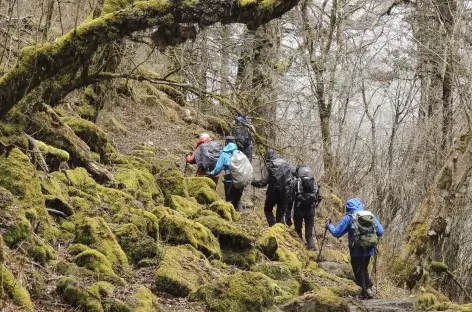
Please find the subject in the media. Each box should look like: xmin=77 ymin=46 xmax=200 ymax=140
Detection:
xmin=365 ymin=288 xmax=374 ymax=299
xmin=306 ymin=236 xmax=315 ymax=250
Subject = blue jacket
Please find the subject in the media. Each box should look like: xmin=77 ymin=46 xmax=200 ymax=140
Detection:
xmin=327 ymin=198 xmax=384 ymax=257
xmin=208 ymin=143 xmax=239 ymax=182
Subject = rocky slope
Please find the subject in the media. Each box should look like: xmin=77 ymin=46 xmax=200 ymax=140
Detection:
xmin=0 ymin=81 xmax=471 ymax=312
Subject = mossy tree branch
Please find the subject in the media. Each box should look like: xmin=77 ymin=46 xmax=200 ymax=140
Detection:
xmin=0 ymin=0 xmax=299 ymax=117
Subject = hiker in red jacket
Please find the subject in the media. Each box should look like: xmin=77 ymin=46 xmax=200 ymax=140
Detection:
xmin=186 ymin=133 xmax=220 ymax=183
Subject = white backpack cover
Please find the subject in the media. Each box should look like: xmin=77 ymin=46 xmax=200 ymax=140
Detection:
xmin=230 ymin=151 xmax=253 ymax=189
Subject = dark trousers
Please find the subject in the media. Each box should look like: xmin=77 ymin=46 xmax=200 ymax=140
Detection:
xmin=240 ymin=145 xmax=252 ymax=163
xmin=351 ymin=256 xmax=373 ymax=294
xmin=294 ymin=215 xmax=315 ymax=248
xmin=224 ymin=181 xmax=243 ymax=211
xmin=264 ymin=190 xmax=286 ymax=226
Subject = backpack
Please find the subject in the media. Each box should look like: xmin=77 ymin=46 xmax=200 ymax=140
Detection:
xmin=267 ymin=158 xmax=292 ymax=191
xmin=294 ymin=166 xmax=320 ymax=212
xmin=230 ymin=151 xmax=253 ymax=189
xmin=194 ymin=141 xmax=223 ymax=171
xmin=233 ymin=116 xmax=252 ymax=148
xmin=350 ymin=211 xmax=378 ymax=249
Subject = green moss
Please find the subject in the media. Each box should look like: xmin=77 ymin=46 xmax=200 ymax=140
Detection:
xmin=55 ymin=261 xmax=125 ymax=286
xmin=416 ymin=293 xmax=438 ymax=310
xmin=252 ymin=262 xmax=292 ymax=281
xmin=156 ymin=169 xmax=188 ymax=197
xmin=187 ymin=177 xmax=219 ymax=204
xmin=159 ymin=214 xmax=221 ymax=259
xmin=57 ymin=277 xmax=103 ymax=312
xmin=3 ymin=216 xmax=31 ymax=247
xmin=0 ymin=264 xmax=33 ymax=311
xmin=137 ymin=258 xmax=158 ymax=268
xmin=133 ymin=286 xmax=162 ymax=312
xmin=63 ymin=116 xmax=115 ymax=158
xmin=168 ymin=195 xmax=200 ymax=217
xmin=74 ymin=249 xmax=117 ymax=277
xmin=206 ymin=200 xmax=239 ymax=222
xmin=195 ymin=215 xmax=252 ymax=249
xmin=74 ymin=217 xmax=129 ymax=267
xmin=301 ymin=264 xmax=360 ymax=298
xmin=71 ymin=196 xmax=91 ymax=212
xmin=28 ymin=239 xmax=56 ymax=265
xmin=102 ymin=299 xmax=132 ymax=312
xmin=112 ymin=208 xmax=159 ymax=239
xmin=155 ymin=245 xmax=214 ymax=297
xmin=68 ymin=243 xmax=91 ymax=256
xmin=429 ymin=261 xmax=449 ymax=273
xmin=114 ymin=164 xmax=163 ymax=205
xmin=87 ymin=281 xmax=113 ymax=298
xmin=113 ymin=223 xmax=157 ymax=264
xmin=0 ymin=148 xmax=52 ymax=240
xmin=222 ymin=247 xmax=261 ymax=269
xmin=36 ymin=140 xmax=70 ymax=161
xmin=62 ymin=167 xmax=98 ymax=194
xmin=190 ymin=271 xmax=276 ymax=312
xmin=151 ymin=205 xmax=172 ymax=221
xmin=257 ymin=224 xmax=308 ymax=271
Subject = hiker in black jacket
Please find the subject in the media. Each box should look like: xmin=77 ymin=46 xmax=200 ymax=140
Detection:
xmin=252 ymin=149 xmax=292 ymax=227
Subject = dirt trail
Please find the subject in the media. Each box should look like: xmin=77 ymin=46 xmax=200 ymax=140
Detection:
xmin=361 ymin=298 xmax=415 ymax=312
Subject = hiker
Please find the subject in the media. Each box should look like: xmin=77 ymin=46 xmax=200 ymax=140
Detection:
xmin=325 ymin=198 xmax=384 ymax=299
xmin=252 ymin=148 xmax=293 ymax=227
xmin=185 ymin=133 xmax=222 ymax=183
xmin=232 ymin=114 xmax=253 ymax=162
xmin=284 ymin=163 xmax=298 ymax=227
xmin=207 ymin=136 xmax=252 ymax=211
xmin=291 ymin=165 xmax=321 ymax=250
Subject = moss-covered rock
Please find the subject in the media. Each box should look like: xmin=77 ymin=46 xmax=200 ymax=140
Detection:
xmin=73 ymin=249 xmax=117 ymax=277
xmin=187 ymin=177 xmax=219 ymax=204
xmin=222 ymin=247 xmax=261 ymax=269
xmin=63 ymin=116 xmax=115 ymax=159
xmin=87 ymin=281 xmax=113 ymax=298
xmin=36 ymin=139 xmax=70 ymax=162
xmin=74 ymin=217 xmax=129 ymax=267
xmin=195 ymin=215 xmax=252 ymax=249
xmin=190 ymin=271 xmax=277 ymax=312
xmin=280 ymin=288 xmax=351 ymax=312
xmin=416 ymin=293 xmax=438 ymax=310
xmin=68 ymin=243 xmax=91 ymax=256
xmin=55 ymin=261 xmax=125 ymax=286
xmin=113 ymin=223 xmax=157 ymax=264
xmin=155 ymin=245 xmax=214 ymax=297
xmin=112 ymin=208 xmax=159 ymax=240
xmin=0 ymin=264 xmax=33 ymax=311
xmin=156 ymin=168 xmax=188 ymax=197
xmin=257 ymin=224 xmax=308 ymax=271
xmin=159 ymin=214 xmax=221 ymax=259
xmin=133 ymin=286 xmax=162 ymax=312
xmin=167 ymin=194 xmax=200 ymax=217
xmin=27 ymin=237 xmax=56 ymax=265
xmin=0 ymin=148 xmax=52 ymax=243
xmin=114 ymin=164 xmax=163 ymax=206
xmin=56 ymin=277 xmax=103 ymax=312
xmin=251 ymin=262 xmax=300 ymax=302
xmin=206 ymin=200 xmax=239 ymax=222
xmin=102 ymin=299 xmax=132 ymax=312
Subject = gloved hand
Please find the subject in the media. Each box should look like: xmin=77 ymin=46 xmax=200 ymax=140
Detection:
xmin=325 ymin=218 xmax=332 ymax=229
xmin=206 ymin=170 xmax=213 ymax=176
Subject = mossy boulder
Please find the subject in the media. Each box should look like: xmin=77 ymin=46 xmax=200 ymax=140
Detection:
xmin=222 ymin=247 xmax=261 ymax=269
xmin=302 ymin=263 xmax=360 ymax=297
xmin=68 ymin=243 xmax=91 ymax=256
xmin=159 ymin=214 xmax=221 ymax=259
xmin=63 ymin=116 xmax=115 ymax=158
xmin=252 ymin=262 xmax=300 ymax=301
xmin=190 ymin=271 xmax=277 ymax=312
xmin=206 ymin=200 xmax=239 ymax=222
xmin=187 ymin=177 xmax=219 ymax=204
xmin=56 ymin=277 xmax=103 ymax=312
xmin=114 ymin=164 xmax=163 ymax=206
xmin=74 ymin=217 xmax=129 ymax=267
xmin=0 ymin=148 xmax=52 ymax=243
xmin=167 ymin=195 xmax=201 ymax=217
xmin=133 ymin=286 xmax=162 ymax=312
xmin=36 ymin=139 xmax=70 ymax=166
xmin=73 ymin=249 xmax=117 ymax=277
xmin=257 ymin=224 xmax=308 ymax=271
xmin=155 ymin=168 xmax=188 ymax=197
xmin=0 ymin=264 xmax=33 ymax=311
xmin=195 ymin=215 xmax=252 ymax=249
xmin=112 ymin=208 xmax=159 ymax=239
xmin=87 ymin=281 xmax=113 ymax=298
xmin=280 ymin=288 xmax=351 ymax=312
xmin=416 ymin=293 xmax=438 ymax=310
xmin=27 ymin=237 xmax=57 ymax=265
xmin=155 ymin=245 xmax=214 ymax=297
xmin=0 ymin=187 xmax=32 ymax=247
xmin=113 ymin=223 xmax=157 ymax=264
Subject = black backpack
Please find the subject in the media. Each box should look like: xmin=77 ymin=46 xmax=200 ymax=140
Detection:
xmin=294 ymin=166 xmax=321 ymax=212
xmin=267 ymin=158 xmax=292 ymax=191
xmin=194 ymin=141 xmax=223 ymax=171
xmin=232 ymin=116 xmax=252 ymax=148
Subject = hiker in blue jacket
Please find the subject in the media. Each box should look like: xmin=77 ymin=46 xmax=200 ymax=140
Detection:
xmin=325 ymin=198 xmax=384 ymax=299
xmin=208 ymin=136 xmax=243 ymax=211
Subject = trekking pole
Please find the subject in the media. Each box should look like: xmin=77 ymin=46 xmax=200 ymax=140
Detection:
xmin=374 ymin=245 xmax=379 ymax=296
xmin=317 ymin=226 xmax=328 ymax=262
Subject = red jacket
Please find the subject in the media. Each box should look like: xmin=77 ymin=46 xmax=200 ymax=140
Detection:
xmin=186 ymin=137 xmax=212 ymax=164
